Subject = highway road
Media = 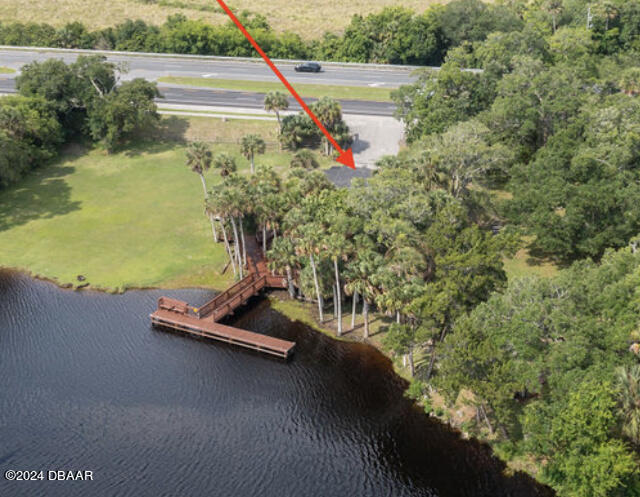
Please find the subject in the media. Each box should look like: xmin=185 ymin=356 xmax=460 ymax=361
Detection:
xmin=0 ymin=77 xmax=397 ymax=117
xmin=0 ymin=48 xmax=417 ymax=88
xmin=0 ymin=48 xmax=405 ymax=169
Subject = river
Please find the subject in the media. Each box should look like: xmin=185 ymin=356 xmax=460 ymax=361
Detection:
xmin=0 ymin=270 xmax=553 ymax=497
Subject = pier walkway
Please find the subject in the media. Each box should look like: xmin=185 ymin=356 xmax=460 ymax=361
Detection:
xmin=150 ymin=234 xmax=294 ymax=359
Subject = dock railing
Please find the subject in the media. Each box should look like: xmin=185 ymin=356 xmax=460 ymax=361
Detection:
xmin=196 ymin=272 xmax=261 ymax=318
xmin=208 ymin=275 xmax=267 ymax=321
xmin=151 ymin=231 xmax=294 ymax=357
xmin=158 ymin=296 xmax=189 ymax=315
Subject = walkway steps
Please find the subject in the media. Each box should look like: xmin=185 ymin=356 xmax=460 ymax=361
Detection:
xmin=197 ymin=273 xmax=264 ymax=320
xmin=150 ymin=232 xmax=292 ymax=358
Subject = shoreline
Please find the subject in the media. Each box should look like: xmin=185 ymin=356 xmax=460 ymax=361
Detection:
xmin=0 ymin=265 xmax=230 ymax=294
xmin=0 ymin=265 xmax=541 ymax=484
xmin=0 ymin=265 xmax=408 ymax=373
xmin=0 ymin=266 xmax=553 ymax=497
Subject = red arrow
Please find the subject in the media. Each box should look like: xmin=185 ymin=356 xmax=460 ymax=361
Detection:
xmin=215 ymin=0 xmax=356 ymax=169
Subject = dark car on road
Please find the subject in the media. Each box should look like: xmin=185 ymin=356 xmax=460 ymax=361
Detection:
xmin=294 ymin=62 xmax=322 ymax=73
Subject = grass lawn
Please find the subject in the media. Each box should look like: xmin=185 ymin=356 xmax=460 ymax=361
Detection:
xmin=0 ymin=67 xmax=16 ymax=73
xmin=503 ymin=248 xmax=559 ymax=279
xmin=0 ymin=115 xmax=330 ymax=291
xmin=503 ymin=234 xmax=559 ymax=280
xmin=269 ymin=293 xmax=391 ymax=341
xmin=0 ymin=0 xmax=451 ymax=40
xmin=158 ymin=76 xmax=394 ymax=102
xmin=488 ymin=189 xmax=560 ymax=280
xmin=159 ymin=108 xmax=276 ymax=119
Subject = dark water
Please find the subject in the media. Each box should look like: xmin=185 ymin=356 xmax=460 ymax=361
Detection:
xmin=0 ymin=270 xmax=553 ymax=497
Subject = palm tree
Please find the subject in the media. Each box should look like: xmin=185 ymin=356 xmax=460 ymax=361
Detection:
xmin=264 ymin=91 xmax=289 ymax=132
xmin=593 ymin=1 xmax=619 ymax=30
xmin=331 ymin=121 xmax=353 ymax=154
xmin=285 ymin=207 xmax=325 ymax=322
xmin=345 ymin=248 xmax=382 ymax=338
xmin=224 ymin=175 xmax=251 ymax=278
xmin=298 ymin=223 xmax=324 ymax=322
xmin=617 ymin=364 xmax=640 ymax=446
xmin=252 ymin=166 xmax=281 ymax=253
xmin=267 ymin=237 xmax=298 ymax=298
xmin=409 ymin=152 xmax=443 ymax=191
xmin=383 ymin=323 xmax=419 ymax=376
xmin=240 ymin=134 xmax=266 ymax=174
xmin=186 ymin=141 xmax=213 ymax=198
xmin=212 ymin=153 xmax=237 ymax=178
xmin=186 ymin=141 xmax=220 ymax=243
xmin=544 ymin=0 xmax=563 ymax=33
xmin=376 ymin=243 xmax=427 ymax=319
xmin=320 ymin=194 xmax=352 ymax=336
xmin=279 ymin=114 xmax=316 ymax=151
xmin=324 ymin=232 xmax=348 ymax=336
xmin=206 ymin=190 xmax=237 ymax=277
xmin=311 ymin=97 xmax=343 ymax=155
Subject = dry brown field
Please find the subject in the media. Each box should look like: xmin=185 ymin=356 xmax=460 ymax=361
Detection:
xmin=0 ymin=0 xmax=453 ymax=40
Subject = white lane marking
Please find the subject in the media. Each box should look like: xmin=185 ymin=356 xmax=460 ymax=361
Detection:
xmin=202 ymin=73 xmax=218 ymax=78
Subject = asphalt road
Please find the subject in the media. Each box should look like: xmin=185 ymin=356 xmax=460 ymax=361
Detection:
xmin=160 ymin=85 xmax=396 ymax=116
xmin=0 ymin=49 xmax=404 ymax=171
xmin=0 ymin=48 xmax=416 ymax=88
xmin=0 ymin=78 xmax=397 ymax=116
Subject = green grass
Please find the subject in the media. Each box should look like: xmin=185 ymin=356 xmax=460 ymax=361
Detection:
xmin=158 ymin=76 xmax=394 ymax=102
xmin=503 ymin=235 xmax=559 ymax=280
xmin=269 ymin=293 xmax=391 ymax=341
xmin=503 ymin=249 xmax=559 ymax=280
xmin=0 ymin=115 xmax=329 ymax=291
xmin=159 ymin=108 xmax=276 ymax=119
xmin=487 ymin=189 xmax=560 ymax=280
xmin=0 ymin=67 xmax=16 ymax=73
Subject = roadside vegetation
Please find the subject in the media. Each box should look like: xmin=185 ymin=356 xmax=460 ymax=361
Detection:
xmin=157 ymin=76 xmax=394 ymax=102
xmin=0 ymin=66 xmax=15 ymax=73
xmin=0 ymin=0 xmax=523 ymax=66
xmin=0 ymin=56 xmax=158 ymax=188
xmin=0 ymin=0 xmax=446 ymax=40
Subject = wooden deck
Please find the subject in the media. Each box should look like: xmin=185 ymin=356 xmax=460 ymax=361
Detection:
xmin=151 ymin=307 xmax=294 ymax=359
xmin=150 ymin=233 xmax=293 ymax=358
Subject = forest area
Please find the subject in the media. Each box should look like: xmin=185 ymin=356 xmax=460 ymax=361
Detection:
xmin=194 ymin=1 xmax=640 ymax=494
xmin=1 ymin=0 xmax=640 ymax=495
xmin=389 ymin=1 xmax=640 ymax=494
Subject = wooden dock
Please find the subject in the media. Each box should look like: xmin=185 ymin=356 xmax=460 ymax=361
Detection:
xmin=150 ymin=234 xmax=294 ymax=359
xmin=151 ymin=304 xmax=294 ymax=359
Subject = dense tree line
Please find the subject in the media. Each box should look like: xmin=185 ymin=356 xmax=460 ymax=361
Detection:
xmin=436 ymin=246 xmax=640 ymax=496
xmin=185 ymin=127 xmax=514 ymax=374
xmin=177 ymin=28 xmax=640 ymax=493
xmin=394 ymin=0 xmax=640 ymax=262
xmin=0 ymin=96 xmax=62 ymax=187
xmin=388 ymin=1 xmax=640 ymax=494
xmin=0 ymin=56 xmax=159 ymax=187
xmin=2 ymin=1 xmax=639 ymax=66
xmin=0 ymin=0 xmax=526 ymax=65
